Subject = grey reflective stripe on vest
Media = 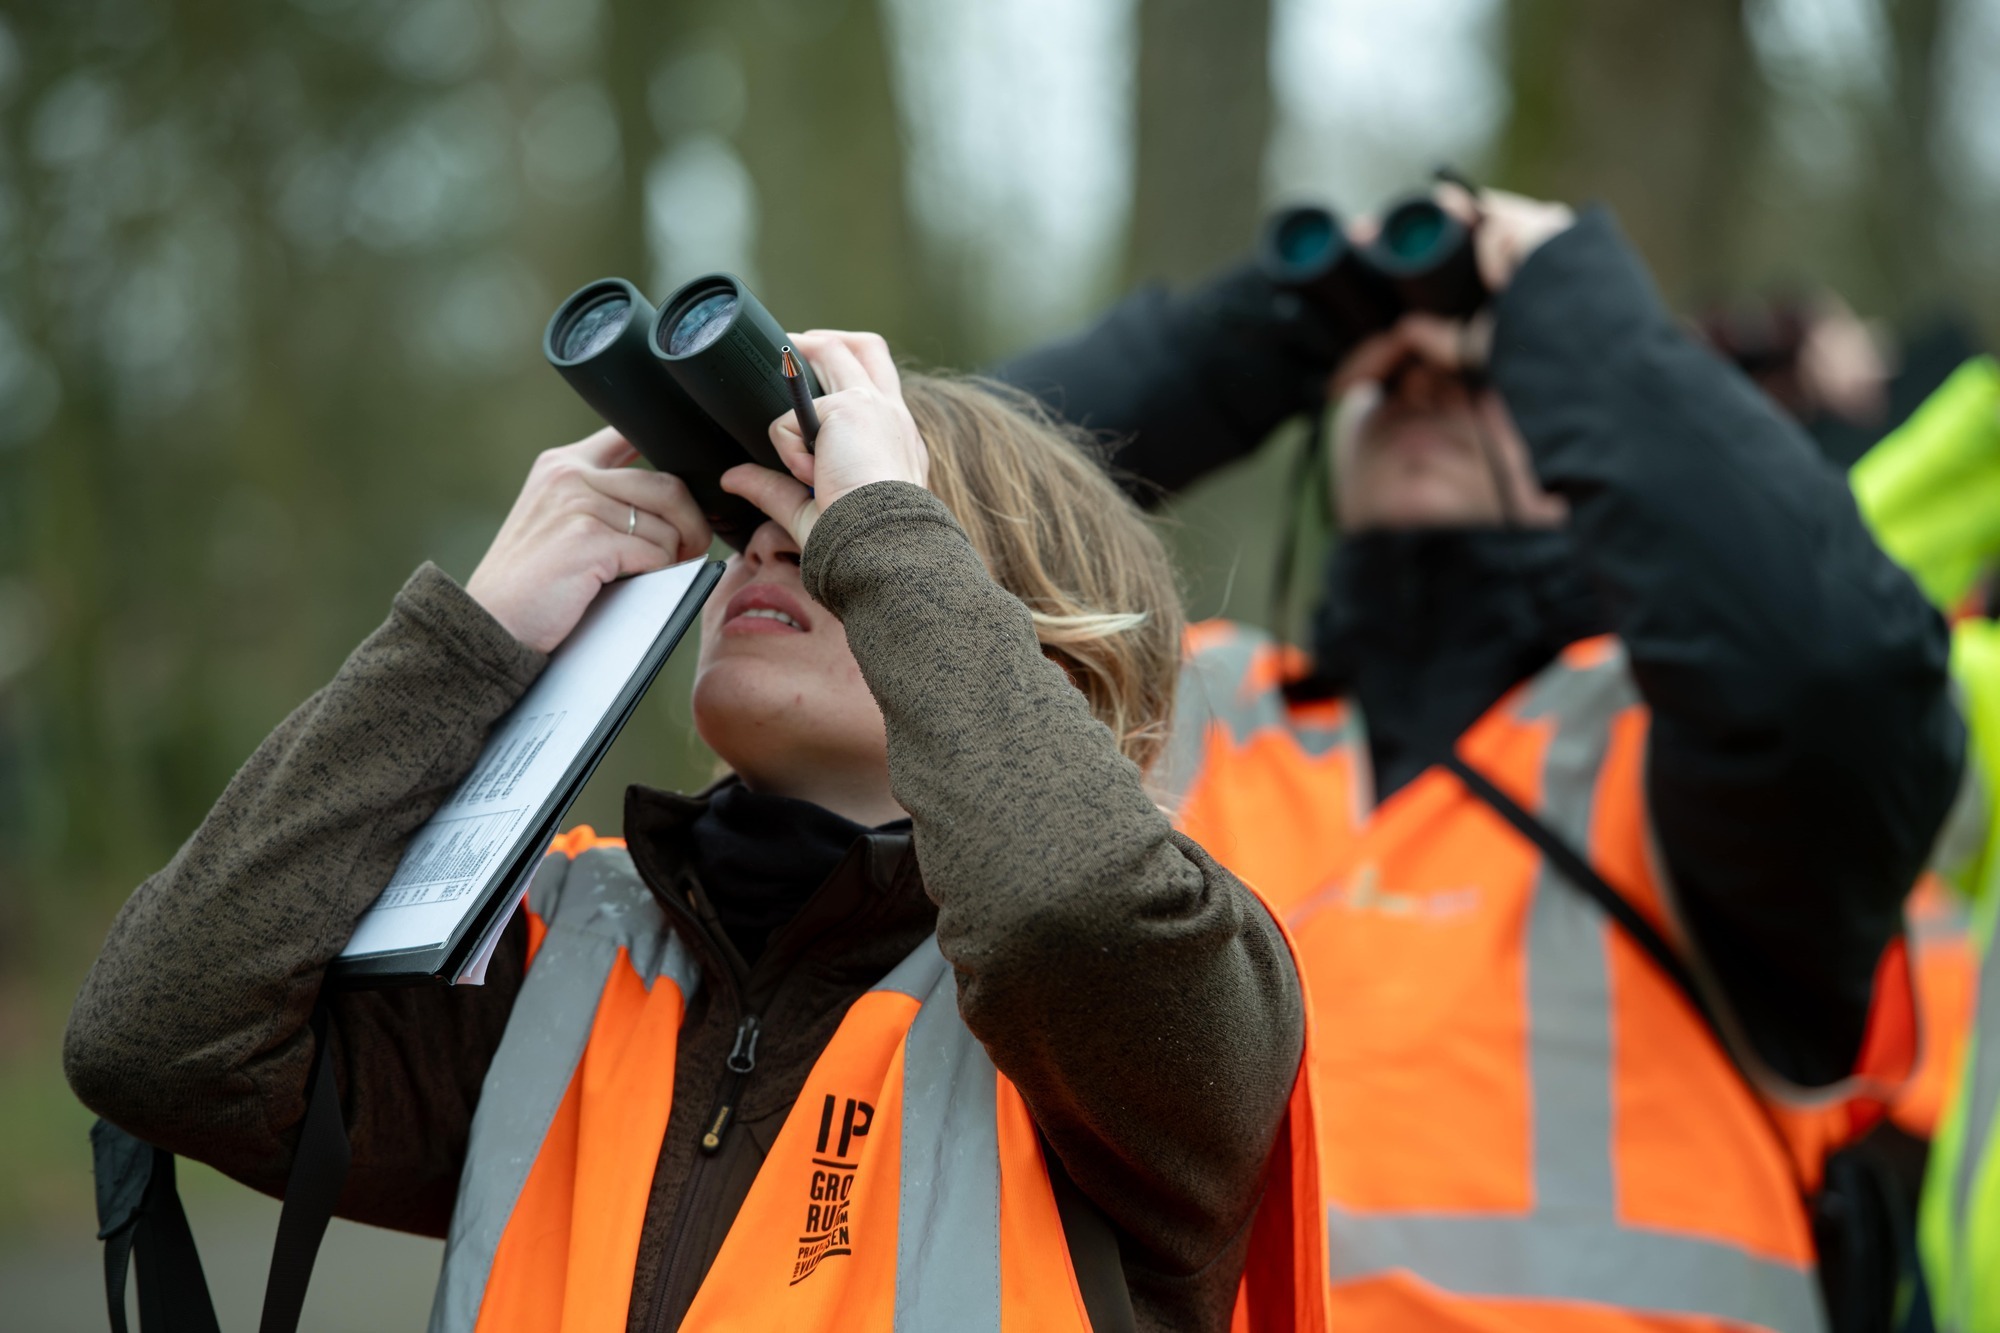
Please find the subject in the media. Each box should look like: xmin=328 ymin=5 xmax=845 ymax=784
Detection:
xmin=1516 ymin=648 xmax=1626 ymax=1218
xmin=889 ymin=939 xmax=1003 ymax=1333
xmin=429 ymin=847 xmax=701 ymax=1333
xmin=1156 ymin=625 xmax=1356 ymax=810
xmin=872 ymin=934 xmax=950 ymax=1002
xmin=1327 ymin=1208 xmax=1822 ymax=1331
xmin=1952 ymin=926 xmax=2000 ymax=1297
xmin=1330 ymin=646 xmax=1827 ymax=1333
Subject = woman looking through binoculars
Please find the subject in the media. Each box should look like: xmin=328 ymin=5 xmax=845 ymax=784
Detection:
xmin=64 ymin=329 xmax=1323 ymax=1332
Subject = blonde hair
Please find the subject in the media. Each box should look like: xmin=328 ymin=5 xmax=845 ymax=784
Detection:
xmin=901 ymin=374 xmax=1182 ymax=774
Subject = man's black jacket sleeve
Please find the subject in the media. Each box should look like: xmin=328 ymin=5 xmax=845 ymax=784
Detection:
xmin=998 ymin=211 xmax=1964 ymax=1088
xmin=1489 ymin=212 xmax=1961 ymax=1086
xmin=994 ymin=264 xmax=1334 ymax=501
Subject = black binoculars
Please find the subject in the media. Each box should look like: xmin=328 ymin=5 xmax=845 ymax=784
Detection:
xmin=1260 ymin=194 xmax=1487 ymax=362
xmin=544 ymin=273 xmax=823 ymax=550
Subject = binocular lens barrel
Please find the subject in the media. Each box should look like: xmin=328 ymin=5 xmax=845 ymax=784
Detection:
xmin=665 ymin=291 xmax=741 ymax=358
xmin=1270 ymin=209 xmax=1340 ymax=270
xmin=1367 ymin=199 xmax=1486 ymax=320
xmin=543 ymin=277 xmax=768 ymax=550
xmin=1260 ymin=204 xmax=1400 ymax=343
xmin=1377 ymin=204 xmax=1448 ymax=266
xmin=544 ymin=272 xmax=825 ymax=552
xmin=556 ymin=291 xmax=633 ymax=363
xmin=1258 ymin=193 xmax=1488 ymax=356
xmin=651 ymin=275 xmax=821 ymax=470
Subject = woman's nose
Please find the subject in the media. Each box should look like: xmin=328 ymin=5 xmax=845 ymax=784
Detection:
xmin=742 ymin=519 xmax=802 ymax=569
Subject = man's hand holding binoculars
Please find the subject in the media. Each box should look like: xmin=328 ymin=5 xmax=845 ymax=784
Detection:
xmin=1333 ymin=185 xmax=1575 ymax=396
xmin=1444 ymin=184 xmax=1574 ymax=298
xmin=722 ymin=329 xmax=931 ymax=551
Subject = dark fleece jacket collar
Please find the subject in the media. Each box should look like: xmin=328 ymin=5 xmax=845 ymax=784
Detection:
xmin=686 ymin=783 xmax=905 ymax=964
xmin=1302 ymin=528 xmax=1610 ymax=801
xmin=622 ymin=779 xmax=916 ymax=974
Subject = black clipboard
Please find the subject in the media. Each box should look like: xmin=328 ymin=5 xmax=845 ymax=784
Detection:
xmin=330 ymin=559 xmax=725 ymax=987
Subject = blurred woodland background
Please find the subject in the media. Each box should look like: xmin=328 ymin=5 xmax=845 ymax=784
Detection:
xmin=1 ymin=0 xmax=1998 ymax=1324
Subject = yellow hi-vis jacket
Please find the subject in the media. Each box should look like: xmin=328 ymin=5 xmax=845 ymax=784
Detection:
xmin=427 ymin=828 xmax=1329 ymax=1333
xmin=1854 ymin=355 xmax=2000 ymax=1333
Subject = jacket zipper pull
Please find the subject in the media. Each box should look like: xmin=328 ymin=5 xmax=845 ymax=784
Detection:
xmin=701 ymin=1016 xmax=761 ymax=1154
xmin=726 ymin=1015 xmax=760 ymax=1074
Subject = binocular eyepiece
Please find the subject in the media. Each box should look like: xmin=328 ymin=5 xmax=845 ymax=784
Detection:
xmin=1260 ymin=194 xmax=1486 ymax=362
xmin=544 ymin=273 xmax=822 ymax=550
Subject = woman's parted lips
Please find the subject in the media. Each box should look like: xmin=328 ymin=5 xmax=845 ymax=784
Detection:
xmin=721 ymin=580 xmax=813 ymax=632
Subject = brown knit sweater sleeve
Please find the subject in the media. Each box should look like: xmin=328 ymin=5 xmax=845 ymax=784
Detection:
xmin=802 ymin=482 xmax=1304 ymax=1287
xmin=63 ymin=563 xmax=546 ymax=1235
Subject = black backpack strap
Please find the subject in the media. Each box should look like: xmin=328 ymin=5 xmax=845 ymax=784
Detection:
xmin=1042 ymin=1133 xmax=1137 ymax=1333
xmin=92 ymin=1118 xmax=146 ymax=1333
xmin=1439 ymin=753 xmax=1723 ymax=1038
xmin=90 ymin=1003 xmax=352 ymax=1333
xmin=258 ymin=1004 xmax=352 ymax=1333
xmin=93 ymin=1121 xmax=220 ymax=1333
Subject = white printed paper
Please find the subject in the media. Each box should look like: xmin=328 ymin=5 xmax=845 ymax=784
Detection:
xmin=339 ymin=558 xmax=711 ymax=963
xmin=453 ymin=889 xmax=527 ymax=986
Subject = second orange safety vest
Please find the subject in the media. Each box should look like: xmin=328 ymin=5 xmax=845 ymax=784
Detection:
xmin=1158 ymin=623 xmax=1920 ymax=1333
xmin=1893 ymin=875 xmax=1976 ymax=1141
xmin=426 ymin=827 xmax=1327 ymax=1333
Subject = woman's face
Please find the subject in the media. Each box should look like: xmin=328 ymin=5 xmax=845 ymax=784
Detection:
xmin=690 ymin=519 xmax=893 ymax=809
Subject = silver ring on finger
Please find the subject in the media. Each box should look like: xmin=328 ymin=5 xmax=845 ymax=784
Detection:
xmin=627 ymin=504 xmax=638 ymax=537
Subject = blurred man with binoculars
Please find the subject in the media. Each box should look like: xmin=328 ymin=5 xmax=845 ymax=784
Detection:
xmin=1003 ymin=183 xmax=1967 ymax=1333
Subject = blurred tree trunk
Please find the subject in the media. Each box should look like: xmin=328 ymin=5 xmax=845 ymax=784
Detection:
xmin=599 ymin=0 xmax=678 ymax=284
xmin=592 ymin=0 xmax=939 ymax=355
xmin=731 ymin=0 xmax=939 ymax=358
xmin=1496 ymin=0 xmax=1764 ymax=304
xmin=1862 ymin=0 xmax=1950 ymax=313
xmin=1126 ymin=0 xmax=1273 ymax=287
xmin=3 ymin=9 xmax=168 ymax=883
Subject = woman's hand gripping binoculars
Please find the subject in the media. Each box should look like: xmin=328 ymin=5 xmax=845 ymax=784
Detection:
xmin=542 ymin=272 xmax=827 ymax=552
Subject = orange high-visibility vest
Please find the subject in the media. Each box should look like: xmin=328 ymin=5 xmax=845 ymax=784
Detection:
xmin=1893 ymin=875 xmax=1977 ymax=1140
xmin=428 ymin=827 xmax=1327 ymax=1333
xmin=1157 ymin=623 xmax=1920 ymax=1333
